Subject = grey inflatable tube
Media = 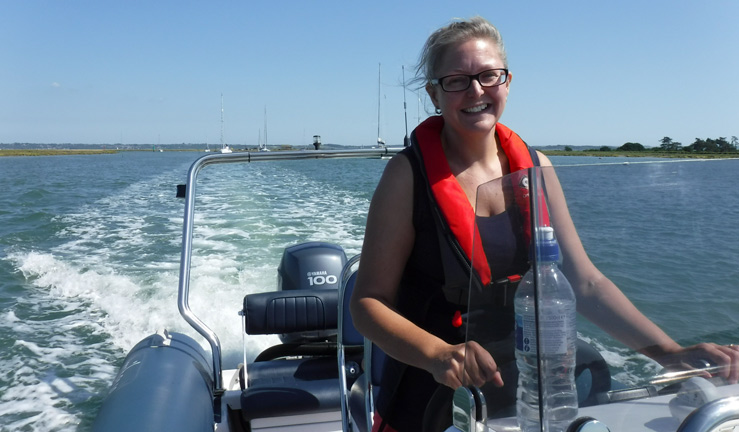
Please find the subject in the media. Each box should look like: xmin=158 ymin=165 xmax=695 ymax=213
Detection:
xmin=93 ymin=331 xmax=214 ymax=432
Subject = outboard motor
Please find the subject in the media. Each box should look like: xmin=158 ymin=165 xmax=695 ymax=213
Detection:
xmin=278 ymin=242 xmax=347 ymax=292
xmin=276 ymin=241 xmax=347 ymax=343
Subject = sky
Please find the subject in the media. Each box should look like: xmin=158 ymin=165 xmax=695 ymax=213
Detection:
xmin=1 ymin=1 xmax=737 ymax=148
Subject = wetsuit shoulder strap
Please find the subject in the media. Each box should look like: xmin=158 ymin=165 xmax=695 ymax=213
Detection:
xmin=408 ymin=132 xmax=478 ymax=307
xmin=529 ymin=146 xmax=540 ymax=166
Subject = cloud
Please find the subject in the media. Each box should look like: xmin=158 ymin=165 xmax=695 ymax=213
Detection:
xmin=51 ymin=82 xmax=61 ymax=88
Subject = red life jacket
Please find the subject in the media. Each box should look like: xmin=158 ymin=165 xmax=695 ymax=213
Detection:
xmin=412 ymin=116 xmax=543 ymax=287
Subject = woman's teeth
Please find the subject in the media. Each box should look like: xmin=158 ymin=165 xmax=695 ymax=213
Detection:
xmin=463 ymin=104 xmax=488 ymax=113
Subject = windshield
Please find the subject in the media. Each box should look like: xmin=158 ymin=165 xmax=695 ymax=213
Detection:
xmin=461 ymin=159 xmax=739 ymax=431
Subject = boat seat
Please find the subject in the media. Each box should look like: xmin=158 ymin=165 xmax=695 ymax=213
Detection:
xmin=339 ymin=257 xmax=365 ymax=431
xmin=241 ymin=384 xmax=339 ymax=421
xmin=347 ymin=339 xmax=386 ymax=432
xmin=247 ymin=356 xmax=339 ymax=385
xmin=338 ymin=255 xmax=388 ymax=432
xmin=241 ymin=357 xmax=342 ymax=421
xmin=240 ymin=289 xmax=343 ymax=422
xmin=243 ymin=288 xmax=339 ymax=338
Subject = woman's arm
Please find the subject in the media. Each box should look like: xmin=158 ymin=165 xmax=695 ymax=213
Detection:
xmin=536 ymin=152 xmax=679 ymax=355
xmin=350 ymin=154 xmax=502 ymax=389
xmin=536 ymin=152 xmax=739 ymax=382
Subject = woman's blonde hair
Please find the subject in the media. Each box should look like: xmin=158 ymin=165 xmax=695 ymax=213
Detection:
xmin=413 ymin=16 xmax=507 ymax=89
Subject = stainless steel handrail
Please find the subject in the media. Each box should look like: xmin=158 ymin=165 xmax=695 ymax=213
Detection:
xmin=676 ymin=395 xmax=739 ymax=431
xmin=177 ymin=147 xmax=402 ymax=394
xmin=338 ymin=254 xmax=361 ymax=432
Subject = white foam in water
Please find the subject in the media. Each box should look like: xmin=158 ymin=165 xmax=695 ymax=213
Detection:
xmin=0 ymin=260 xmax=118 ymax=431
xmin=1 ymin=158 xmax=376 ymax=431
xmin=10 ymin=251 xmax=179 ymax=350
xmin=576 ymin=334 xmax=661 ymax=387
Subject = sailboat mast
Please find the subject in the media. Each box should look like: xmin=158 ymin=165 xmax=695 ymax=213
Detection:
xmin=377 ymin=63 xmax=381 ymax=144
xmin=220 ymin=93 xmax=225 ymax=148
xmin=264 ymin=106 xmax=268 ymax=148
xmin=402 ymin=65 xmax=410 ymax=147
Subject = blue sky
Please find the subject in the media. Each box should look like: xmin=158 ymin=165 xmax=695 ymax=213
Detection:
xmin=1 ymin=1 xmax=737 ymax=148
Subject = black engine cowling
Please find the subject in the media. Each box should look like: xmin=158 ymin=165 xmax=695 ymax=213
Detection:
xmin=276 ymin=242 xmax=347 ymax=343
xmin=277 ymin=242 xmax=347 ymax=292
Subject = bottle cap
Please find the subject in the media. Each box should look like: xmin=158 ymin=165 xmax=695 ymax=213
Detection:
xmin=536 ymin=226 xmax=559 ymax=262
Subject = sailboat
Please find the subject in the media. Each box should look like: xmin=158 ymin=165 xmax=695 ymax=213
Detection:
xmin=220 ymin=94 xmax=232 ymax=154
xmin=258 ymin=107 xmax=270 ymax=152
xmin=376 ymin=63 xmax=386 ymax=148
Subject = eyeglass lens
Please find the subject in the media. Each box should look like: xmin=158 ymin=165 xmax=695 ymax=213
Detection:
xmin=441 ymin=69 xmax=507 ymax=92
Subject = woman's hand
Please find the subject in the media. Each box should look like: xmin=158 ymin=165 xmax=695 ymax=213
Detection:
xmin=660 ymin=343 xmax=739 ymax=384
xmin=429 ymin=341 xmax=504 ymax=389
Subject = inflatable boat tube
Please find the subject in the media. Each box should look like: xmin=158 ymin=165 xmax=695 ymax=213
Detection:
xmin=93 ymin=331 xmax=213 ymax=432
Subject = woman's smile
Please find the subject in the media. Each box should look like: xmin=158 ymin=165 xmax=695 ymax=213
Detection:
xmin=462 ymin=103 xmax=490 ymax=114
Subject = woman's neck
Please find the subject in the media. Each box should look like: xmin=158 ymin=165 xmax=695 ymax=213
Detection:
xmin=441 ymin=125 xmax=503 ymax=174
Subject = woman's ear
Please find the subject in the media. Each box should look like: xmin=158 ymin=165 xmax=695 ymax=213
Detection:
xmin=426 ymin=82 xmax=440 ymax=111
xmin=503 ymin=72 xmax=512 ymax=102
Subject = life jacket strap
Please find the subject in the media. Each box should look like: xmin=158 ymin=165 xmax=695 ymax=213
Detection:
xmin=489 ymin=274 xmax=522 ymax=307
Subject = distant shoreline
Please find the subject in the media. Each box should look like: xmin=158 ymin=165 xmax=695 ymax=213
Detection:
xmin=1 ymin=148 xmax=737 ymax=159
xmin=0 ymin=149 xmax=121 ymax=157
xmin=540 ymin=150 xmax=737 ymax=159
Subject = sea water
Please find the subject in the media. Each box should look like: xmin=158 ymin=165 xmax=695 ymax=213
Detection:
xmin=1 ymin=151 xmax=738 ymax=431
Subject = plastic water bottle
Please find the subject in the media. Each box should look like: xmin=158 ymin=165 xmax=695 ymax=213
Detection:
xmin=514 ymin=227 xmax=578 ymax=432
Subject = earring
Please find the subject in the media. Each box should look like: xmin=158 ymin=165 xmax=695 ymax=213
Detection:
xmin=435 ymin=107 xmax=442 ymax=115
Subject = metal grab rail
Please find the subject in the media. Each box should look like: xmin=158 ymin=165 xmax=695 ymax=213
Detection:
xmin=338 ymin=254 xmax=361 ymax=432
xmin=176 ymin=147 xmax=402 ymax=401
xmin=676 ymin=395 xmax=739 ymax=432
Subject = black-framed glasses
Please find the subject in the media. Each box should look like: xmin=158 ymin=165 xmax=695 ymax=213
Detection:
xmin=430 ymin=68 xmax=509 ymax=92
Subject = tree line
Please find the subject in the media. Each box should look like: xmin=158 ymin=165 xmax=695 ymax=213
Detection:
xmin=581 ymin=136 xmax=739 ymax=153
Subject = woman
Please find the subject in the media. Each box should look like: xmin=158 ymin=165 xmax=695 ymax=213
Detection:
xmin=350 ymin=16 xmax=739 ymax=432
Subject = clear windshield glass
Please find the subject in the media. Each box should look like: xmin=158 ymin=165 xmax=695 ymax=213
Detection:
xmin=465 ymin=159 xmax=739 ymax=431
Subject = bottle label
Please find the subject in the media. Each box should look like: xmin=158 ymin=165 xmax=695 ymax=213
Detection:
xmin=515 ymin=311 xmax=537 ymax=354
xmin=516 ymin=308 xmax=575 ymax=355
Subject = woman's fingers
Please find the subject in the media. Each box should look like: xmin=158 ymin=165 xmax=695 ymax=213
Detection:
xmin=431 ymin=341 xmax=504 ymax=389
xmin=462 ymin=341 xmax=504 ymax=388
xmin=674 ymin=342 xmax=739 ymax=384
xmin=717 ymin=343 xmax=739 ymax=384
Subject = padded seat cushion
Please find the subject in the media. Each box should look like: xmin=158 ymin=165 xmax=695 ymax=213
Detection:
xmin=241 ymin=380 xmax=341 ymax=422
xmin=243 ymin=289 xmax=338 ymax=335
xmin=247 ymin=357 xmax=338 ymax=386
xmin=241 ymin=357 xmax=341 ymax=422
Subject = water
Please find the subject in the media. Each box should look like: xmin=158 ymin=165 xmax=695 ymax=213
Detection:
xmin=1 ymin=151 xmax=738 ymax=431
xmin=0 ymin=151 xmax=385 ymax=431
xmin=555 ymin=157 xmax=739 ymax=386
xmin=515 ymin=252 xmax=578 ymax=432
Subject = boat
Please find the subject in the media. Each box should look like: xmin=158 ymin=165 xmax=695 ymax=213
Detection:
xmin=259 ymin=107 xmax=270 ymax=152
xmin=376 ymin=63 xmax=386 ymax=148
xmin=257 ymin=129 xmax=269 ymax=152
xmin=220 ymin=94 xmax=233 ymax=154
xmin=92 ymin=153 xmax=739 ymax=432
xmin=93 ymin=147 xmax=401 ymax=432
